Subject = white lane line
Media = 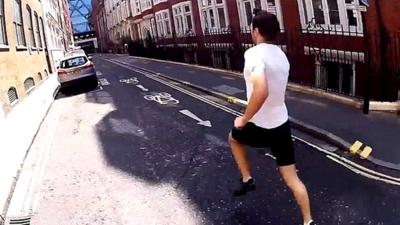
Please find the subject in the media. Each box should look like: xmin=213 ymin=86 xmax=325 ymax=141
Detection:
xmin=105 ymin=58 xmax=400 ymax=186
xmin=294 ymin=136 xmax=400 ymax=183
xmin=326 ymin=155 xmax=400 ymax=186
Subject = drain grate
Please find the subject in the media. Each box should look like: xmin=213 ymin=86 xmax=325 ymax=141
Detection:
xmin=7 ymin=216 xmax=31 ymax=225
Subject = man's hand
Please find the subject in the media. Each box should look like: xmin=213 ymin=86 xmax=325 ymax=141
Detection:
xmin=234 ymin=117 xmax=248 ymax=129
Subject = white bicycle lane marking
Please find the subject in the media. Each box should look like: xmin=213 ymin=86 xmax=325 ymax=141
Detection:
xmin=120 ymin=77 xmax=150 ymax=92
xmin=120 ymin=77 xmax=139 ymax=85
xmin=99 ymin=78 xmax=110 ymax=86
xmin=144 ymin=92 xmax=179 ymax=105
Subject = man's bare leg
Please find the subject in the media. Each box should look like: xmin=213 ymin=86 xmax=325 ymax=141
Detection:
xmin=279 ymin=165 xmax=313 ymax=224
xmin=228 ymin=133 xmax=251 ymax=181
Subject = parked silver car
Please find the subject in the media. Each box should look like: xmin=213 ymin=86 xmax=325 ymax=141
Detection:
xmin=57 ymin=54 xmax=98 ymax=87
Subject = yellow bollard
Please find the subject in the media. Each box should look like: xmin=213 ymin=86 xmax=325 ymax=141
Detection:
xmin=360 ymin=146 xmax=373 ymax=159
xmin=350 ymin=141 xmax=363 ymax=155
xmin=350 ymin=141 xmax=373 ymax=159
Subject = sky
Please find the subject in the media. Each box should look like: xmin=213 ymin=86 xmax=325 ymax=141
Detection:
xmin=69 ymin=0 xmax=93 ymax=32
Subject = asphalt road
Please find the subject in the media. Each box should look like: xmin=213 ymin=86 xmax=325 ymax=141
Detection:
xmin=30 ymin=55 xmax=400 ymax=225
xmin=105 ymin=54 xmax=400 ymax=165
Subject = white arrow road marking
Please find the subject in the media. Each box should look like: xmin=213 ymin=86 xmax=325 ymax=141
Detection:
xmin=136 ymin=85 xmax=149 ymax=91
xmin=96 ymin=71 xmax=103 ymax=76
xmin=179 ymin=109 xmax=212 ymax=127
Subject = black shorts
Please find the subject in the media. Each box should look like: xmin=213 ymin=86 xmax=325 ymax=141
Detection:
xmin=231 ymin=120 xmax=295 ymax=167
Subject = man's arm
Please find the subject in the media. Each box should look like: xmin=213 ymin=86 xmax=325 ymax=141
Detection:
xmin=242 ymin=72 xmax=269 ymax=122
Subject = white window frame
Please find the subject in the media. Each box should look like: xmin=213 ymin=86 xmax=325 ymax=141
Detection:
xmin=14 ymin=0 xmax=26 ymax=47
xmin=26 ymin=5 xmax=36 ymax=48
xmin=34 ymin=12 xmax=43 ymax=48
xmin=153 ymin=0 xmax=166 ymax=6
xmin=0 ymin=0 xmax=7 ymax=45
xmin=197 ymin=0 xmax=229 ymax=32
xmin=138 ymin=17 xmax=156 ymax=40
xmin=297 ymin=0 xmax=366 ymax=35
xmin=131 ymin=0 xmax=141 ymax=16
xmin=237 ymin=0 xmax=284 ymax=31
xmin=155 ymin=9 xmax=172 ymax=38
xmin=262 ymin=0 xmax=284 ymax=29
xmin=172 ymin=1 xmax=195 ymax=37
xmin=237 ymin=0 xmax=255 ymax=30
xmin=140 ymin=0 xmax=152 ymax=11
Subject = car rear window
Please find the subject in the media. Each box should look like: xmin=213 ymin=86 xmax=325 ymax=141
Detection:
xmin=60 ymin=56 xmax=88 ymax=69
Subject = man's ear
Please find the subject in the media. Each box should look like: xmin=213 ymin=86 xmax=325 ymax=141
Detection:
xmin=253 ymin=27 xmax=259 ymax=36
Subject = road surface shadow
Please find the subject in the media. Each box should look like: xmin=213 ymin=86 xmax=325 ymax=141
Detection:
xmin=56 ymin=79 xmax=99 ymax=99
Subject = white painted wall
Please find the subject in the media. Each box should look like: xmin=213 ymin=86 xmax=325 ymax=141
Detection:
xmin=41 ymin=0 xmax=67 ymax=71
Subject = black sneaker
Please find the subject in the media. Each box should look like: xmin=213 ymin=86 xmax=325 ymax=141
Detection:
xmin=233 ymin=178 xmax=256 ymax=196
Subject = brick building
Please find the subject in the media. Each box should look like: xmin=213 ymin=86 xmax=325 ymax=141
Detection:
xmin=95 ymin=0 xmax=400 ymax=101
xmin=92 ymin=0 xmax=112 ymax=52
xmin=60 ymin=0 xmax=73 ymax=48
xmin=0 ymin=0 xmax=51 ymax=115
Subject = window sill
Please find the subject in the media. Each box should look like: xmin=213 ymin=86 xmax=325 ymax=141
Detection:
xmin=153 ymin=1 xmax=166 ymax=6
xmin=301 ymin=29 xmax=364 ymax=37
xmin=10 ymin=100 xmax=19 ymax=107
xmin=16 ymin=45 xmax=28 ymax=51
xmin=25 ymin=87 xmax=35 ymax=94
xmin=142 ymin=7 xmax=152 ymax=12
xmin=301 ymin=24 xmax=364 ymax=37
xmin=0 ymin=44 xmax=10 ymax=51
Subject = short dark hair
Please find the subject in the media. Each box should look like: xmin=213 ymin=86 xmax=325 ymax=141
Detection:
xmin=252 ymin=10 xmax=280 ymax=41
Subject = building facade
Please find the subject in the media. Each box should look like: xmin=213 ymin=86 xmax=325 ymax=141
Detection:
xmin=92 ymin=0 xmax=111 ymax=52
xmin=41 ymin=0 xmax=69 ymax=72
xmin=103 ymin=0 xmax=133 ymax=51
xmin=60 ymin=0 xmax=73 ymax=48
xmin=0 ymin=0 xmax=51 ymax=115
xmin=94 ymin=0 xmax=400 ymax=101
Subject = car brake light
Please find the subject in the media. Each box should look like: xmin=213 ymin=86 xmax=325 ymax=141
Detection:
xmin=58 ymin=70 xmax=67 ymax=76
xmin=83 ymin=64 xmax=94 ymax=69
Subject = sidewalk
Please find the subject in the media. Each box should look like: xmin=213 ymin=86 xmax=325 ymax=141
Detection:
xmin=111 ymin=55 xmax=400 ymax=167
xmin=0 ymin=74 xmax=59 ymax=222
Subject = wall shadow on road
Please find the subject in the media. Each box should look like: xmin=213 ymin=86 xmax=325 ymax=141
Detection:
xmin=85 ymin=82 xmax=300 ymax=225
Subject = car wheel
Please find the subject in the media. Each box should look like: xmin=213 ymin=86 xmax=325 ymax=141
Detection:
xmin=90 ymin=76 xmax=99 ymax=88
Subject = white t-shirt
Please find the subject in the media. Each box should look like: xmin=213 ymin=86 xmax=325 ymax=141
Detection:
xmin=243 ymin=43 xmax=290 ymax=129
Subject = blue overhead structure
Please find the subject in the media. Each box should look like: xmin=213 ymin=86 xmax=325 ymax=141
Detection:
xmin=69 ymin=0 xmax=92 ymax=33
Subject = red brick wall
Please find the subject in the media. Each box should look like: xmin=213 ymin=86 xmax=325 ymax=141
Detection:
xmin=101 ymin=0 xmax=399 ymax=100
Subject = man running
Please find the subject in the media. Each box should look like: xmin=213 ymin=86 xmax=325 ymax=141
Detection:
xmin=228 ymin=11 xmax=314 ymax=225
